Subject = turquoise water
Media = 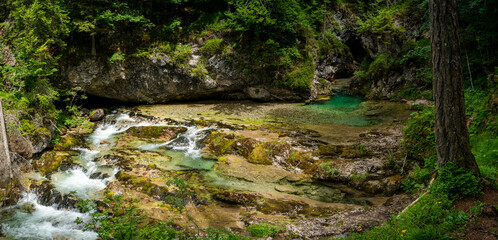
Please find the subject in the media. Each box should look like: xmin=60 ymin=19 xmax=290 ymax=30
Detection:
xmin=303 ymin=94 xmax=375 ymax=126
xmin=307 ymin=94 xmax=364 ymax=111
xmin=271 ymin=93 xmax=376 ymax=126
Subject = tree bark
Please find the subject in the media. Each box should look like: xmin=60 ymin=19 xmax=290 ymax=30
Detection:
xmin=91 ymin=34 xmax=96 ymax=56
xmin=0 ymin=100 xmax=13 ymax=184
xmin=429 ymin=0 xmax=480 ymax=175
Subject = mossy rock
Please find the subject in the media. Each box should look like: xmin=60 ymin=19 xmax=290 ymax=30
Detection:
xmin=203 ymin=131 xmax=242 ymax=156
xmin=287 ymin=151 xmax=317 ymax=174
xmin=33 ymin=151 xmax=76 ymax=175
xmin=340 ymin=145 xmax=369 ymax=158
xmin=248 ymin=144 xmax=273 ymax=165
xmin=125 ymin=126 xmax=187 ymax=141
xmin=212 ymin=190 xmax=260 ymax=206
xmin=256 ymin=198 xmax=309 ymax=214
xmin=318 ymin=145 xmax=342 ymax=157
xmin=53 ymin=135 xmax=83 ymax=151
xmin=248 ymin=142 xmax=291 ymax=165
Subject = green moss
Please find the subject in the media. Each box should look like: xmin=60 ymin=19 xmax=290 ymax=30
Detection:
xmin=287 ymin=151 xmax=316 ymax=174
xmin=190 ymin=62 xmax=209 ymax=79
xmin=54 ymin=135 xmax=81 ymax=151
xmin=34 ymin=151 xmax=74 ymax=175
xmin=125 ymin=126 xmax=187 ymax=141
xmin=201 ymin=38 xmax=224 ymax=54
xmin=318 ymin=145 xmax=342 ymax=157
xmin=248 ymin=144 xmax=272 ymax=165
xmin=217 ymin=157 xmax=228 ymax=162
xmin=204 ymin=131 xmax=245 ymax=156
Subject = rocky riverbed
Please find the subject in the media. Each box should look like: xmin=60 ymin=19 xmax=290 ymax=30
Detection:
xmin=1 ymin=94 xmax=418 ymax=239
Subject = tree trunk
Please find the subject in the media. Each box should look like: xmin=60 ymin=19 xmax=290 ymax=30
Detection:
xmin=429 ymin=0 xmax=480 ymax=175
xmin=0 ymin=100 xmax=13 ymax=185
xmin=91 ymin=34 xmax=96 ymax=56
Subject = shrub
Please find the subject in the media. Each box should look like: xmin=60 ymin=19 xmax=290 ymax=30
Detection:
xmin=318 ymin=31 xmax=351 ymax=57
xmin=431 ymin=162 xmax=482 ymax=199
xmin=403 ymin=106 xmax=435 ymax=161
xmin=109 ymin=52 xmax=125 ymax=63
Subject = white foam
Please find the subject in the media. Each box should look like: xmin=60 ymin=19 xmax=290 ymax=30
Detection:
xmin=51 ymin=168 xmax=106 ymax=199
xmin=1 ymin=193 xmax=98 ymax=240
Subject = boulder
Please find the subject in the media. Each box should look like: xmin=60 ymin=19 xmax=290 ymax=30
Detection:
xmin=89 ymin=109 xmax=105 ymax=122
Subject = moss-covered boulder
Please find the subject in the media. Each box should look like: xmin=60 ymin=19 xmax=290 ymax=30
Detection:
xmin=248 ymin=144 xmax=273 ymax=165
xmin=33 ymin=151 xmax=76 ymax=175
xmin=203 ymin=131 xmax=259 ymax=158
xmin=248 ymin=142 xmax=290 ymax=165
xmin=125 ymin=126 xmax=187 ymax=141
xmin=53 ymin=135 xmax=83 ymax=151
xmin=287 ymin=151 xmax=317 ymax=174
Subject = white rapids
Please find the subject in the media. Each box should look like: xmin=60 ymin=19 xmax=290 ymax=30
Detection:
xmin=0 ymin=112 xmax=214 ymax=239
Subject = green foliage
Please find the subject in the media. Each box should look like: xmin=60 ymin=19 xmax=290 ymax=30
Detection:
xmin=403 ymin=106 xmax=435 ymax=162
xmin=201 ymin=38 xmax=224 ymax=54
xmin=318 ymin=31 xmax=351 ymax=57
xmin=400 ymin=179 xmax=424 ymax=194
xmin=337 ymin=193 xmax=467 ymax=240
xmin=247 ymin=223 xmax=281 ymax=238
xmin=281 ymin=58 xmax=314 ymax=89
xmin=191 ymin=62 xmax=209 ymax=79
xmin=172 ymin=44 xmax=192 ymax=64
xmin=465 ymin=88 xmax=498 ymax=182
xmin=357 ymin=7 xmax=405 ymax=37
xmin=471 ymin=134 xmax=498 ymax=183
xmin=399 ymin=39 xmax=431 ymax=65
xmin=76 ymin=194 xmax=186 ymax=240
xmin=164 ymin=175 xmax=194 ymax=214
xmin=321 ymin=161 xmax=339 ymax=176
xmin=465 ymin=88 xmax=497 ymax=135
xmin=109 ymin=52 xmax=125 ymax=64
xmin=431 ymin=162 xmax=482 ymax=199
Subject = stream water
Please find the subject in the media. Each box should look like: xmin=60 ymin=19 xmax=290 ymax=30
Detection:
xmin=0 ymin=94 xmax=410 ymax=239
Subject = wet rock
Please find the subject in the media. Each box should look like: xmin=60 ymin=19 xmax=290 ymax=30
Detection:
xmin=58 ymin=158 xmax=79 ymax=172
xmin=125 ymin=126 xmax=187 ymax=141
xmin=89 ymin=109 xmax=105 ymax=122
xmin=256 ymin=198 xmax=310 ymax=215
xmin=31 ymin=181 xmax=78 ymax=209
xmin=0 ymin=208 xmax=15 ymax=222
xmin=90 ymin=172 xmax=110 ymax=179
xmin=18 ymin=203 xmax=35 ymax=213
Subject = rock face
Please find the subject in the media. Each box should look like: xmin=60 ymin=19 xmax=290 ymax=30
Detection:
xmin=63 ymin=52 xmax=309 ymax=103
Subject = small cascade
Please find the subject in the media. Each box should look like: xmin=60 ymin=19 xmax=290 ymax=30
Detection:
xmin=0 ymin=112 xmax=139 ymax=239
xmin=162 ymin=126 xmax=212 ymax=158
xmin=0 ymin=193 xmax=98 ymax=240
xmin=138 ymin=126 xmax=215 ymax=170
